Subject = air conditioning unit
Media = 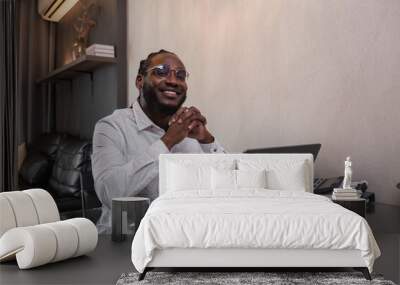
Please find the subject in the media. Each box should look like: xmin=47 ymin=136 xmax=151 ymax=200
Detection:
xmin=38 ymin=0 xmax=79 ymax=22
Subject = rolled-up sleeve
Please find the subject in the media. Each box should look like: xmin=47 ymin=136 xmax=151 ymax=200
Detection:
xmin=91 ymin=120 xmax=169 ymax=209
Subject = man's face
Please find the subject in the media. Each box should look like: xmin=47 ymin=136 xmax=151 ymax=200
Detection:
xmin=138 ymin=53 xmax=188 ymax=115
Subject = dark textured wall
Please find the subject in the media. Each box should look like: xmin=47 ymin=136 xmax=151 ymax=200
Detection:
xmin=54 ymin=0 xmax=126 ymax=140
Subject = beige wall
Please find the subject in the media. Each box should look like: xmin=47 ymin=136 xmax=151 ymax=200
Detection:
xmin=127 ymin=0 xmax=400 ymax=206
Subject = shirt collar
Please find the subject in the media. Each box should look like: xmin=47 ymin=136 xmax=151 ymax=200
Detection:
xmin=132 ymin=100 xmax=156 ymax=131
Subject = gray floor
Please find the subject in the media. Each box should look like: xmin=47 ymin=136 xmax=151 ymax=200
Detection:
xmin=366 ymin=203 xmax=400 ymax=284
xmin=0 ymin=235 xmax=134 ymax=285
xmin=0 ymin=203 xmax=399 ymax=285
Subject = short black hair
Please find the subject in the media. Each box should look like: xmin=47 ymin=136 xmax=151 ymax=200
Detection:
xmin=137 ymin=49 xmax=176 ymax=76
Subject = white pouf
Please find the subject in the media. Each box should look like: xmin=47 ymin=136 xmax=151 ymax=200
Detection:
xmin=0 ymin=189 xmax=98 ymax=269
xmin=1 ymin=191 xmax=40 ymax=227
xmin=0 ymin=189 xmax=60 ymax=237
xmin=0 ymin=218 xmax=98 ymax=269
xmin=24 ymin=188 xmax=60 ymax=223
xmin=0 ymin=196 xmax=17 ymax=237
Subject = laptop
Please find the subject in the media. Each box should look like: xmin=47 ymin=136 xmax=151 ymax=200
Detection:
xmin=243 ymin=143 xmax=342 ymax=193
xmin=243 ymin=143 xmax=321 ymax=162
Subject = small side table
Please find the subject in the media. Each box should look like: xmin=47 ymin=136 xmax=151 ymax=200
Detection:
xmin=332 ymin=198 xmax=366 ymax=217
xmin=112 ymin=197 xmax=150 ymax=242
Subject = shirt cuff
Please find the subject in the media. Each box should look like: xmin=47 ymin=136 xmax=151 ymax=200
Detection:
xmin=200 ymin=139 xmax=225 ymax=153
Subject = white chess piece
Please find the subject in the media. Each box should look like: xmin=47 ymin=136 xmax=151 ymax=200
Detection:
xmin=342 ymin=156 xmax=352 ymax=189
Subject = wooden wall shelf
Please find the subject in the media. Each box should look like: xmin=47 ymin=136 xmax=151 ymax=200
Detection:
xmin=37 ymin=55 xmax=117 ymax=83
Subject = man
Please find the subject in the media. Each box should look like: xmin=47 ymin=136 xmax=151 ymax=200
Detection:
xmin=92 ymin=50 xmax=225 ymax=233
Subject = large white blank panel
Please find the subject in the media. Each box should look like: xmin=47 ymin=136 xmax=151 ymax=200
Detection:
xmin=42 ymin=221 xmax=79 ymax=262
xmin=24 ymin=189 xmax=60 ymax=223
xmin=65 ymin=218 xmax=98 ymax=257
xmin=1 ymin=192 xmax=39 ymax=227
xmin=0 ymin=226 xmax=57 ymax=269
xmin=0 ymin=196 xmax=16 ymax=237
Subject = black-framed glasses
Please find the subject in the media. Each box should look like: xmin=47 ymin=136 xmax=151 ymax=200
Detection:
xmin=146 ymin=64 xmax=190 ymax=81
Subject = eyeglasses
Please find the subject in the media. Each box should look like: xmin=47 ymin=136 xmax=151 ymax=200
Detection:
xmin=146 ymin=64 xmax=190 ymax=81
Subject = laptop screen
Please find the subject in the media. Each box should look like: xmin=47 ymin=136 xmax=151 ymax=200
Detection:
xmin=243 ymin=143 xmax=321 ymax=162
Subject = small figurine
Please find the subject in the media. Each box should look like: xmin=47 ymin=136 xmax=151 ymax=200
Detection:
xmin=342 ymin=156 xmax=352 ymax=189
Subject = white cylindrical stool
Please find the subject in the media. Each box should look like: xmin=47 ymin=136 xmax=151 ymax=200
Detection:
xmin=111 ymin=197 xmax=149 ymax=242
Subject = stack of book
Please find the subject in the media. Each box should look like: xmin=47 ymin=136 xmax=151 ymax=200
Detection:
xmin=86 ymin=44 xmax=115 ymax=58
xmin=332 ymin=188 xmax=361 ymax=200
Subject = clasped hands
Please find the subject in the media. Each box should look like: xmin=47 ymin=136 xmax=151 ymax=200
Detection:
xmin=161 ymin=106 xmax=214 ymax=150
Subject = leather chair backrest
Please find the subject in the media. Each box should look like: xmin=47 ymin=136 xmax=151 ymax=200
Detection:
xmin=31 ymin=133 xmax=65 ymax=161
xmin=19 ymin=133 xmax=65 ymax=187
xmin=48 ymin=137 xmax=91 ymax=198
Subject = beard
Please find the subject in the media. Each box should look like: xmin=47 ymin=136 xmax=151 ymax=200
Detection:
xmin=142 ymin=83 xmax=186 ymax=115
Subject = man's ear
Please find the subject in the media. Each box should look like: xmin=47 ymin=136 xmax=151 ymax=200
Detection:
xmin=136 ymin=75 xmax=144 ymax=89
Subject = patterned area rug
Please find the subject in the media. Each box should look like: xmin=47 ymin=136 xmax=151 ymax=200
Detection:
xmin=116 ymin=271 xmax=396 ymax=285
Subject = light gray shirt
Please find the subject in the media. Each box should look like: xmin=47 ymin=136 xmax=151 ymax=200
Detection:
xmin=92 ymin=100 xmax=225 ymax=233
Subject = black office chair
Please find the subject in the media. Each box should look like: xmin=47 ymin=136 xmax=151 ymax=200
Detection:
xmin=19 ymin=133 xmax=101 ymax=222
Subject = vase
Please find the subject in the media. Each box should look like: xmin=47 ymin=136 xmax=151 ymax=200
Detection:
xmin=72 ymin=38 xmax=86 ymax=61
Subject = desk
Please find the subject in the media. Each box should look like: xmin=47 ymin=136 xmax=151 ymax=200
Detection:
xmin=333 ymin=198 xmax=366 ymax=217
xmin=1 ymin=203 xmax=399 ymax=285
xmin=0 ymin=235 xmax=133 ymax=285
